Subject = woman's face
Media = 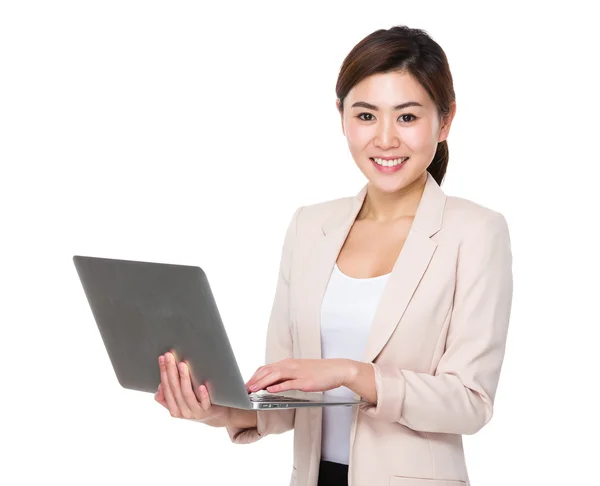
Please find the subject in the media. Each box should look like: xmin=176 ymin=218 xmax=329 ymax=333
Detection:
xmin=338 ymin=70 xmax=455 ymax=194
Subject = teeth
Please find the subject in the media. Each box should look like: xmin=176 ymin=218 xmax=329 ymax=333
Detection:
xmin=373 ymin=157 xmax=408 ymax=167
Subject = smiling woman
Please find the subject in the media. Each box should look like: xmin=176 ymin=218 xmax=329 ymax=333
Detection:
xmin=154 ymin=25 xmax=512 ymax=486
xmin=335 ymin=49 xmax=455 ymax=196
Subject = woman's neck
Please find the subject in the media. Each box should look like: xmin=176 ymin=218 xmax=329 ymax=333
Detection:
xmin=358 ymin=172 xmax=427 ymax=223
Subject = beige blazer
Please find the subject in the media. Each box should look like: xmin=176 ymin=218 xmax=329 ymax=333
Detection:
xmin=227 ymin=172 xmax=513 ymax=486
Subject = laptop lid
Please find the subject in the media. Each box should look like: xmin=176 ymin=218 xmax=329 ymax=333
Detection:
xmin=73 ymin=255 xmax=253 ymax=409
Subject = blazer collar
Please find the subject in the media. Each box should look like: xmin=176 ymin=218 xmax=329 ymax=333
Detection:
xmin=321 ymin=171 xmax=446 ymax=238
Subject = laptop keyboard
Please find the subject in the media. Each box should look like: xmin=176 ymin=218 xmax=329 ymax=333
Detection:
xmin=249 ymin=393 xmax=310 ymax=403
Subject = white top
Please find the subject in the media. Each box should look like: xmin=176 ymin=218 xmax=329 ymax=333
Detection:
xmin=319 ymin=263 xmax=391 ymax=465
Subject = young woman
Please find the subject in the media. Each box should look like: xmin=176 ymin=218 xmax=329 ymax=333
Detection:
xmin=154 ymin=25 xmax=513 ymax=486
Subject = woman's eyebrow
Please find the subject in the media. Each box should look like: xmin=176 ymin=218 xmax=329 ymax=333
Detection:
xmin=350 ymin=101 xmax=423 ymax=110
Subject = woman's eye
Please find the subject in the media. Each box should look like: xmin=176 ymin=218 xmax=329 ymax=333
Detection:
xmin=356 ymin=113 xmax=417 ymax=123
xmin=357 ymin=113 xmax=375 ymax=121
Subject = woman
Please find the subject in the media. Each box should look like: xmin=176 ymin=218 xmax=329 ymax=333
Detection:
xmin=154 ymin=25 xmax=513 ymax=486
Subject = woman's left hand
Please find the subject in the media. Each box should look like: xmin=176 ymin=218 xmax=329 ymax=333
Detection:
xmin=245 ymin=358 xmax=355 ymax=394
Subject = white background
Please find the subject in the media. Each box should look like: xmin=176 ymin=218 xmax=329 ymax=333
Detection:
xmin=1 ymin=1 xmax=598 ymax=485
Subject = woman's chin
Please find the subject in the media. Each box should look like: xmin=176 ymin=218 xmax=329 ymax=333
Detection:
xmin=365 ymin=168 xmax=427 ymax=194
xmin=367 ymin=174 xmax=411 ymax=194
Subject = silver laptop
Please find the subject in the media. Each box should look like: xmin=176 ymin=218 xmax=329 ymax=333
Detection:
xmin=73 ymin=255 xmax=366 ymax=410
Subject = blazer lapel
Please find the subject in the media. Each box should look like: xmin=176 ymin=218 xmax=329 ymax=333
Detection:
xmin=363 ymin=173 xmax=446 ymax=362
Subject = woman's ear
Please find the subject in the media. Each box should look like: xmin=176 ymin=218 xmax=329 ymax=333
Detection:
xmin=336 ymin=99 xmax=345 ymax=136
xmin=438 ymin=101 xmax=457 ymax=143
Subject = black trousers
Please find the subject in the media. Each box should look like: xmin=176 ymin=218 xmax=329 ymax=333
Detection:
xmin=317 ymin=460 xmax=349 ymax=486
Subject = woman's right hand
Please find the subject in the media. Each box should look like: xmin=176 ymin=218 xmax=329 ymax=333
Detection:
xmin=155 ymin=351 xmax=232 ymax=427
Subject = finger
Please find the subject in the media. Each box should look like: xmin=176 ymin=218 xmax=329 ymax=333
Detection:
xmin=245 ymin=366 xmax=271 ymax=389
xmin=155 ymin=383 xmax=167 ymax=408
xmin=248 ymin=370 xmax=285 ymax=392
xmin=178 ymin=361 xmax=204 ymax=415
xmin=266 ymin=379 xmax=305 ymax=393
xmin=246 ymin=365 xmax=288 ymax=390
xmin=159 ymin=354 xmax=181 ymax=417
xmin=197 ymin=384 xmax=212 ymax=411
xmin=165 ymin=352 xmax=193 ymax=418
xmin=246 ymin=359 xmax=297 ymax=389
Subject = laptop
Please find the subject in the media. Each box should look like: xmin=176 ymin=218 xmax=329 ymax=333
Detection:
xmin=73 ymin=255 xmax=366 ymax=410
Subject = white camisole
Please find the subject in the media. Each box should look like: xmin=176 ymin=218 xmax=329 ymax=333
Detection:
xmin=319 ymin=262 xmax=391 ymax=465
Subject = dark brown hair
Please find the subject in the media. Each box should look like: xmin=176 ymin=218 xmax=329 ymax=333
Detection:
xmin=336 ymin=26 xmax=455 ymax=185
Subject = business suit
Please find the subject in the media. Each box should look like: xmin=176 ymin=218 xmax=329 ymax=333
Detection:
xmin=227 ymin=172 xmax=513 ymax=486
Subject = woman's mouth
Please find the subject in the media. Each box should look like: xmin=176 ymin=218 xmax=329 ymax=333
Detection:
xmin=370 ymin=156 xmax=409 ymax=173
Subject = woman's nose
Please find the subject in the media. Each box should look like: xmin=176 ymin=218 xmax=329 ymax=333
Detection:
xmin=374 ymin=120 xmax=400 ymax=148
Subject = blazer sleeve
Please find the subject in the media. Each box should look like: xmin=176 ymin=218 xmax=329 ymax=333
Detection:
xmin=226 ymin=206 xmax=303 ymax=444
xmin=360 ymin=211 xmax=513 ymax=435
